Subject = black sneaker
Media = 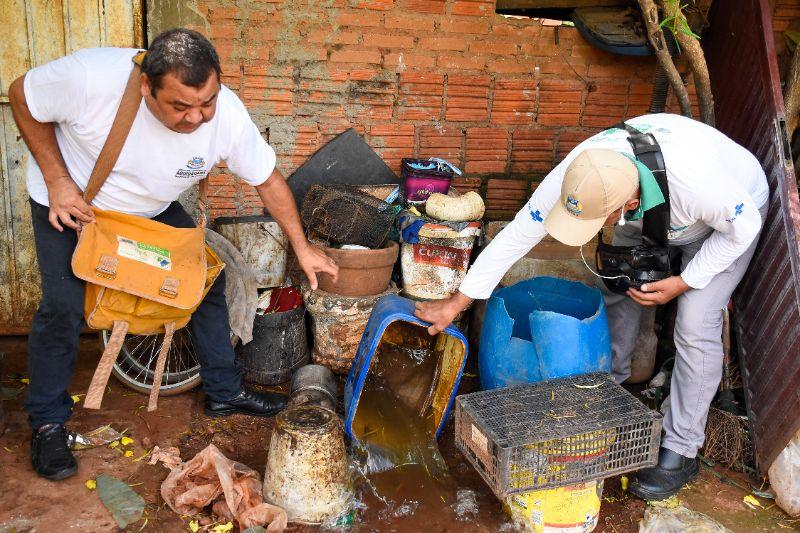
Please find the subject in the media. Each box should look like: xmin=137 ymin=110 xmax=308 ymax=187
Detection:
xmin=629 ymin=447 xmax=699 ymax=501
xmin=31 ymin=424 xmax=78 ymax=481
xmin=204 ymin=389 xmax=288 ymax=418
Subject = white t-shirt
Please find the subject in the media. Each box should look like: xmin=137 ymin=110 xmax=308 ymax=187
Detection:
xmin=460 ymin=113 xmax=770 ymax=298
xmin=24 ymin=47 xmax=276 ymax=218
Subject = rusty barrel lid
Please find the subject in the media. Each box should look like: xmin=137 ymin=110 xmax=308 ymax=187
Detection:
xmin=277 ymin=405 xmax=339 ymax=435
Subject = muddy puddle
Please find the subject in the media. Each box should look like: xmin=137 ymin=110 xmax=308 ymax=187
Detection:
xmin=348 ymin=322 xmax=470 ymax=524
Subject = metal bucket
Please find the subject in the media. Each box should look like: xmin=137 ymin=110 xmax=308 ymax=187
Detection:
xmin=302 ymin=282 xmax=400 ymax=374
xmin=263 ymin=405 xmax=352 ymax=524
xmin=289 ymin=365 xmax=338 ymax=411
xmin=214 ymin=215 xmax=288 ymax=289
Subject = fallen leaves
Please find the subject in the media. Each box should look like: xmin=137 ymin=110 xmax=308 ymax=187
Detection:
xmin=85 ymin=479 xmax=97 ymax=490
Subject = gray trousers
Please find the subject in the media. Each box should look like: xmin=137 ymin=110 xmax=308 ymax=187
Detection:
xmin=600 ymin=204 xmax=767 ymax=458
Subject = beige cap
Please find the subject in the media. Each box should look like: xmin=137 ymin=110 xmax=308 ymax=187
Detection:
xmin=544 ymin=149 xmax=639 ymax=246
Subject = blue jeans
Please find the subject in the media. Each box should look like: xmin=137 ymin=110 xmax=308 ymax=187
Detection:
xmin=25 ymin=199 xmax=242 ymax=429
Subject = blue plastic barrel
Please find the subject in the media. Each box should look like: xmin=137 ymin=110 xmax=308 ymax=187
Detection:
xmin=344 ymin=294 xmax=469 ymax=440
xmin=479 ymin=276 xmax=611 ymax=390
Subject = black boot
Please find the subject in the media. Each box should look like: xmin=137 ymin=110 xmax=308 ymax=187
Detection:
xmin=205 ymin=389 xmax=288 ymax=418
xmin=31 ymin=424 xmax=78 ymax=481
xmin=629 ymin=447 xmax=698 ymax=501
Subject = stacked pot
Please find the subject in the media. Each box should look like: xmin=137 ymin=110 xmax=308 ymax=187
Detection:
xmin=300 ymin=185 xmax=400 ymax=374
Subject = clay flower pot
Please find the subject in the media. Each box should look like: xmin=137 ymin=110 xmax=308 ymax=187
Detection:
xmin=317 ymin=241 xmax=399 ymax=296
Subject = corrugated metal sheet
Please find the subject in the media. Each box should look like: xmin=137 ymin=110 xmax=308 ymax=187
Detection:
xmin=703 ymin=0 xmax=800 ymax=473
xmin=0 ymin=0 xmax=143 ymax=334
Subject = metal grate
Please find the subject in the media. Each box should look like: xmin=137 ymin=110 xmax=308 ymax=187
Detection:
xmin=301 ymin=184 xmax=395 ymax=249
xmin=454 ymin=373 xmax=661 ymax=498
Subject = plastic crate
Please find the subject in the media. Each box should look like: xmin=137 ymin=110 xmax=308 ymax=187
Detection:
xmin=454 ymin=373 xmax=661 ymax=499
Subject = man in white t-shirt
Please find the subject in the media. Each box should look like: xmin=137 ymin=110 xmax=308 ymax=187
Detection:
xmin=415 ymin=114 xmax=769 ymax=500
xmin=9 ymin=29 xmax=338 ymax=481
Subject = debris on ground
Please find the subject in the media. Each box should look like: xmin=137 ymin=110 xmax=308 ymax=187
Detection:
xmin=67 ymin=424 xmax=124 ymax=450
xmin=452 ymin=488 xmax=479 ymax=521
xmin=148 ymin=445 xmax=183 ymax=470
xmin=95 ymin=474 xmax=145 ymax=529
xmin=640 ymin=498 xmax=730 ymax=532
xmin=161 ymin=443 xmax=287 ymax=531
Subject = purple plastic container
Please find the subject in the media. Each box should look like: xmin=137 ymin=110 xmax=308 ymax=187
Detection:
xmin=400 ymin=158 xmax=458 ymax=206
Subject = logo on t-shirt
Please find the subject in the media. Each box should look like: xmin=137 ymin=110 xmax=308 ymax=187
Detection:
xmin=174 ymin=156 xmax=207 ymax=179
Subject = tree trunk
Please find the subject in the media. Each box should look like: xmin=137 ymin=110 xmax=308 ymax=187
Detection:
xmin=636 ymin=0 xmax=694 ymax=118
xmin=786 ymin=44 xmax=800 ymax=139
xmin=661 ymin=1 xmax=715 ymax=126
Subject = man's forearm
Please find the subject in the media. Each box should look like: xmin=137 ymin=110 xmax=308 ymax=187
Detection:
xmin=254 ymin=168 xmax=310 ymax=253
xmin=8 ymin=75 xmax=71 ymax=187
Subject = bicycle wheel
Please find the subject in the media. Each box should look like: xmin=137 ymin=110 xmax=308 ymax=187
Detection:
xmin=102 ymin=327 xmax=202 ymax=396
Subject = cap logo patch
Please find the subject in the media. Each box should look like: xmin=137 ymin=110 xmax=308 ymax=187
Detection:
xmin=565 ymin=194 xmax=583 ymax=216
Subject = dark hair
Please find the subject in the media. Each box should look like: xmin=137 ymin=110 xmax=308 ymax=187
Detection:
xmin=142 ymin=28 xmax=221 ymax=96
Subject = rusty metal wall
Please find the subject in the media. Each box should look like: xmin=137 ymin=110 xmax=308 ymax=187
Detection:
xmin=703 ymin=0 xmax=800 ymax=472
xmin=0 ymin=1 xmax=143 ymax=334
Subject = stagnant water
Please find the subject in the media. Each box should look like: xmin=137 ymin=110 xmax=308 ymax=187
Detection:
xmin=349 ymin=322 xmax=462 ymax=518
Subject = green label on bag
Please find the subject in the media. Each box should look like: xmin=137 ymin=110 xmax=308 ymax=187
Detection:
xmin=117 ymin=236 xmax=172 ymax=271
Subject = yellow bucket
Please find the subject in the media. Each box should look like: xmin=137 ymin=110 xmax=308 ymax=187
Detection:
xmin=504 ymin=480 xmax=603 ymax=533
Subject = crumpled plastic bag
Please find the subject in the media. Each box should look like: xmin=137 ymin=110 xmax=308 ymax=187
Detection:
xmin=161 ymin=444 xmax=287 ymax=531
xmin=639 ymin=503 xmax=730 ymax=532
xmin=148 ymin=445 xmax=183 ymax=470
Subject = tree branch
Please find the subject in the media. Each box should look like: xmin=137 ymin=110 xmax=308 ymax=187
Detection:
xmin=636 ymin=0 xmax=694 ymax=118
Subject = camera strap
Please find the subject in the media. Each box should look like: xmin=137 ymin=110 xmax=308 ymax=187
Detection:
xmin=613 ymin=122 xmax=670 ymax=247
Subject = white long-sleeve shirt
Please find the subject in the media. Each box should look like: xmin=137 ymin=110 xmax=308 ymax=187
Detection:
xmin=459 ymin=114 xmax=769 ymax=299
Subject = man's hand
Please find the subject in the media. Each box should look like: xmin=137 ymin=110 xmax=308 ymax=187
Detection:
xmin=47 ymin=176 xmax=94 ymax=232
xmin=627 ymin=275 xmax=690 ymax=306
xmin=295 ymin=243 xmax=338 ymax=290
xmin=414 ymin=292 xmax=474 ymax=336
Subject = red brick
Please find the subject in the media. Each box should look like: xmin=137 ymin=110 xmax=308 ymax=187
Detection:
xmin=446 ymin=75 xmax=490 ymax=122
xmin=352 ymin=0 xmax=395 ymax=10
xmin=439 ymin=19 xmax=490 ymax=35
xmin=491 ymin=80 xmax=537 ymax=125
xmin=307 ymin=30 xmax=361 ymax=45
xmin=582 ymin=83 xmax=627 ymax=127
xmin=348 ymin=79 xmax=396 ymax=120
xmin=337 ymin=11 xmax=383 ymax=27
xmin=465 ymin=128 xmax=508 ymax=173
xmin=491 ymin=22 xmax=542 ymax=40
xmin=418 ymin=126 xmax=463 ymax=163
xmin=488 ymin=58 xmax=533 ymax=74
xmin=399 ymin=0 xmax=446 ymax=14
xmin=330 ymin=49 xmax=383 ymax=64
xmin=510 ymin=130 xmax=555 ymax=173
xmin=451 ymin=176 xmax=483 ymax=194
xmin=397 ymin=72 xmax=445 ymax=120
xmin=485 ymin=178 xmax=529 ymax=219
xmin=521 ymin=41 xmax=563 ymax=58
xmin=363 ymin=34 xmax=416 ymax=48
xmin=556 ymin=130 xmax=588 ymax=162
xmin=384 ymin=53 xmax=436 ymax=70
xmin=437 ymin=55 xmax=485 ymax=71
xmin=370 ymin=124 xmax=415 ymax=170
xmin=627 ymin=82 xmax=653 ymax=118
xmin=452 ymin=0 xmax=494 ymax=17
xmin=538 ymin=79 xmax=584 ymax=127
xmin=211 ymin=24 xmax=240 ymax=40
xmin=208 ymin=7 xmax=240 ymax=22
xmin=384 ymin=13 xmax=436 ymax=32
xmin=469 ymin=41 xmax=518 ymax=56
xmin=417 ymin=36 xmax=469 ymax=51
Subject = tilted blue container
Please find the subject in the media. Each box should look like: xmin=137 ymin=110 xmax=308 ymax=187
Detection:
xmin=344 ymin=294 xmax=469 ymax=440
xmin=479 ymin=276 xmax=611 ymax=390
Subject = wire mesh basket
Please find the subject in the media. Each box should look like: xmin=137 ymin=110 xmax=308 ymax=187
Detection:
xmin=301 ymin=184 xmax=396 ymax=248
xmin=454 ymin=373 xmax=661 ymax=499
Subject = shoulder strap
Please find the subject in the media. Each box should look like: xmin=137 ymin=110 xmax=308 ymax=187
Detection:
xmin=82 ymin=53 xmax=145 ymax=204
xmin=613 ymin=121 xmax=671 ymax=247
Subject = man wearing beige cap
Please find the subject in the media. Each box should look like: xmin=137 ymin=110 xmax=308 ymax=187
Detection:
xmin=415 ymin=113 xmax=769 ymax=500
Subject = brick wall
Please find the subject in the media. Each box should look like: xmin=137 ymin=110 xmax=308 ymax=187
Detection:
xmin=191 ymin=0 xmax=696 ymax=220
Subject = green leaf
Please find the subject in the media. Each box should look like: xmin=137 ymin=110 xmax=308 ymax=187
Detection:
xmin=96 ymin=474 xmax=145 ymax=529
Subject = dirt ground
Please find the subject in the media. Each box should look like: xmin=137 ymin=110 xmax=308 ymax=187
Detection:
xmin=0 ymin=334 xmax=796 ymax=533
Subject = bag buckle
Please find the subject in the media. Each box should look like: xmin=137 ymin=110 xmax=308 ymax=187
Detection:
xmin=159 ymin=277 xmax=180 ymax=299
xmin=95 ymin=255 xmax=118 ymax=279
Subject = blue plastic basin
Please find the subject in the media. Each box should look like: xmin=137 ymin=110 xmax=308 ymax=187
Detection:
xmin=344 ymin=294 xmax=469 ymax=441
xmin=479 ymin=276 xmax=611 ymax=390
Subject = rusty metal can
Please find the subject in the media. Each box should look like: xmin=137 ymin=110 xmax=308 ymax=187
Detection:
xmin=302 ymin=282 xmax=400 ymax=374
xmin=263 ymin=405 xmax=352 ymax=524
xmin=289 ymin=364 xmax=338 ymax=411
